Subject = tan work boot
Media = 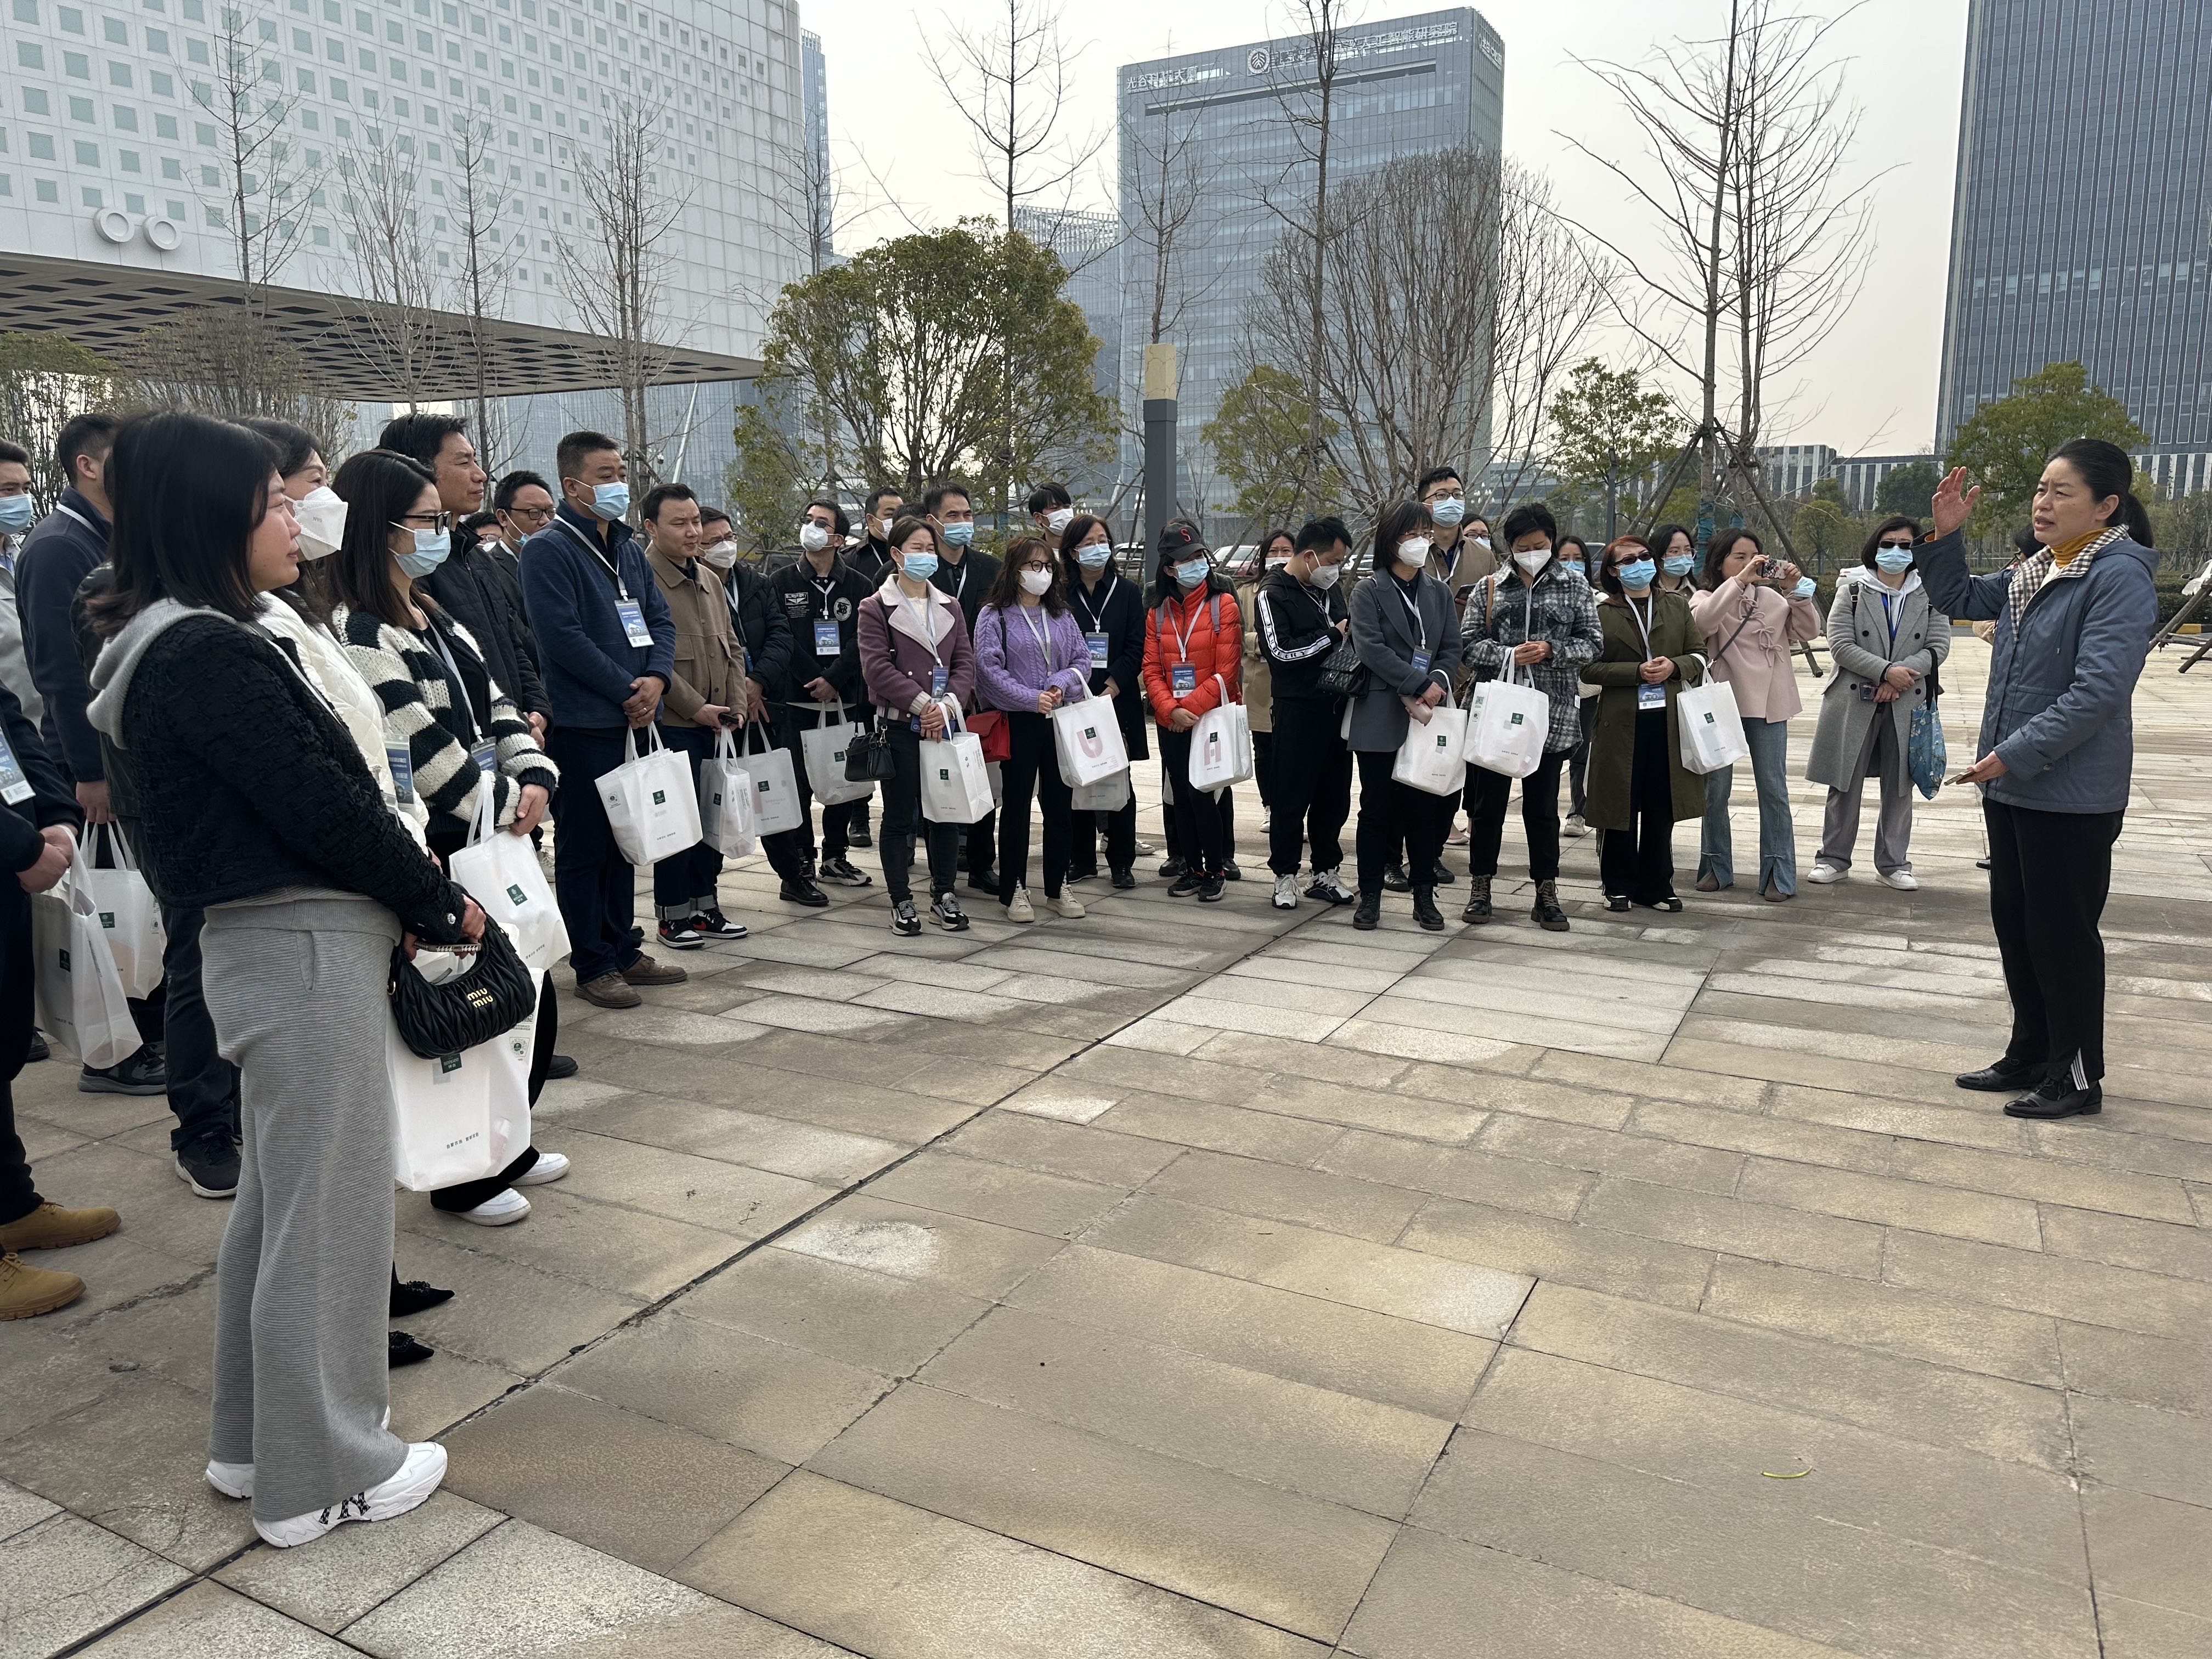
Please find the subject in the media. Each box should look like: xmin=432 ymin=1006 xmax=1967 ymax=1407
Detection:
xmin=0 ymin=1201 xmax=121 ymax=1252
xmin=0 ymin=1251 xmax=85 ymax=1318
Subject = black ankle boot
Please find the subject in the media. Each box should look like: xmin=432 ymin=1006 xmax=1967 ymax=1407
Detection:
xmin=1532 ymin=879 xmax=1569 ymax=932
xmin=1462 ymin=875 xmax=1493 ymax=924
xmin=1352 ymin=891 xmax=1381 ymax=930
xmin=1411 ymin=885 xmax=1445 ymax=931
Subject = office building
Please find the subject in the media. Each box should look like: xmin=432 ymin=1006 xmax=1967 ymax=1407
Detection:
xmin=1757 ymin=444 xmax=1838 ymax=500
xmin=1114 ymin=9 xmax=1505 ymax=515
xmin=799 ymin=26 xmax=828 ymax=262
xmin=1015 ymin=204 xmax=1120 ymax=503
xmin=1834 ymin=453 xmax=1936 ymax=515
xmin=0 ymin=0 xmax=806 ymax=483
xmin=1936 ymin=0 xmax=2211 ymax=475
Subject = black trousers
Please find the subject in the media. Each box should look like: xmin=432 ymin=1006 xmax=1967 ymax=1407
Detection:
xmin=545 ymin=725 xmax=640 ymax=985
xmin=881 ymin=725 xmax=960 ymax=904
xmin=998 ymin=710 xmax=1074 ymax=901
xmin=1985 ymin=799 xmax=2123 ymax=1085
xmin=1072 ymin=791 xmax=1137 ymax=874
xmin=1268 ymin=699 xmax=1352 ymax=877
xmin=159 ymin=903 xmax=240 ymax=1148
xmin=1356 ymin=747 xmax=1454 ymax=895
xmin=651 ymin=724 xmax=723 ymax=916
xmin=1599 ymin=707 xmax=1677 ymax=904
xmin=1158 ymin=727 xmax=1232 ymax=876
xmin=430 ymin=972 xmax=557 ymax=1211
xmin=0 ymin=882 xmax=40 ymax=1225
xmin=1251 ymin=729 xmax=1275 ymax=809
xmin=1568 ymin=696 xmax=1598 ymax=817
xmin=1466 ymin=747 xmax=1570 ymax=883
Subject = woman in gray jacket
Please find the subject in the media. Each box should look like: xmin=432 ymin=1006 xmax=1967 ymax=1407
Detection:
xmin=1918 ymin=441 xmax=2159 ymax=1121
xmin=1805 ymin=516 xmax=1949 ymax=890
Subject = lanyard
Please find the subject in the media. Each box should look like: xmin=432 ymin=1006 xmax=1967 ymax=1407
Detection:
xmin=1625 ymin=595 xmax=1656 ymax=661
xmin=1070 ymin=571 xmax=1116 ymax=633
xmin=418 ymin=618 xmax=482 ymax=742
xmin=53 ymin=502 xmax=99 ymax=536
xmin=1017 ymin=603 xmax=1053 ymax=672
xmin=555 ymin=517 xmax=630 ymax=600
xmin=1391 ymin=580 xmax=1429 ymax=655
xmin=1877 ymin=586 xmax=1902 ymax=652
xmin=1169 ymin=591 xmax=1201 ymax=664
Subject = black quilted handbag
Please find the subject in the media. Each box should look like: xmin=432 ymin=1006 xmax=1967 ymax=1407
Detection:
xmin=1317 ymin=635 xmax=1368 ymax=701
xmin=388 ymin=914 xmax=538 ymax=1059
xmin=844 ymin=719 xmax=899 ymax=783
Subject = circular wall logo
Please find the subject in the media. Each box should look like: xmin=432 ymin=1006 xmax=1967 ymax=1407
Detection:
xmin=1248 ymin=47 xmax=1269 ymax=74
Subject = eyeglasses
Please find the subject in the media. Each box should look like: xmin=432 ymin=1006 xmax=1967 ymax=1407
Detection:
xmin=503 ymin=504 xmax=555 ymax=523
xmin=396 ymin=510 xmax=453 ymax=530
xmin=1877 ymin=538 xmax=1914 ymax=550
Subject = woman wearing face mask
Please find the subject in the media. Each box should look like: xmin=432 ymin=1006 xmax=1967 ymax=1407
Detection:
xmin=1238 ymin=530 xmax=1294 ymax=835
xmin=1347 ymin=502 xmax=1464 ymax=930
xmin=1581 ymin=536 xmax=1709 ymax=911
xmin=1141 ymin=522 xmax=1242 ymax=901
xmin=974 ymin=537 xmax=1093 ymax=922
xmin=1805 ymin=516 xmax=1949 ymax=891
xmin=1061 ymin=516 xmax=1145 ymax=888
xmin=856 ymin=518 xmax=978 ymax=935
xmin=1457 ymin=502 xmax=1602 ymax=931
xmin=1688 ymin=528 xmax=1823 ymax=902
xmin=1555 ymin=535 xmax=1600 ymax=836
xmin=1650 ymin=524 xmax=1697 ymax=596
xmin=325 ymin=449 xmax=565 ymax=1228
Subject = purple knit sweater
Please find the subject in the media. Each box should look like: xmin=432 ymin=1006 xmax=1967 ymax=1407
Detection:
xmin=974 ymin=601 xmax=1094 ymax=713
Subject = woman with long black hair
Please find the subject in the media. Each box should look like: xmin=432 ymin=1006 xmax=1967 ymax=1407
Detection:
xmin=1918 ymin=441 xmax=2159 ymax=1120
xmin=1060 ymin=515 xmax=1146 ymax=888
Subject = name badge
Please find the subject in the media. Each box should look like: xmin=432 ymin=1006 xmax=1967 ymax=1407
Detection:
xmin=930 ymin=664 xmax=949 ymax=697
xmin=1171 ymin=663 xmax=1195 ymax=697
xmin=1410 ymin=651 xmax=1431 ymax=677
xmin=616 ymin=599 xmax=653 ymax=648
xmin=812 ymin=620 xmax=841 ymax=656
xmin=0 ymin=731 xmax=31 ymax=805
xmin=1085 ymin=631 xmax=1109 ymax=669
xmin=387 ymin=743 xmax=416 ymax=802
xmin=469 ymin=738 xmax=498 ymax=774
xmin=1638 ymin=682 xmax=1666 ymax=710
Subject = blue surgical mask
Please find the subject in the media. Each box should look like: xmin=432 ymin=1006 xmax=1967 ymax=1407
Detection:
xmin=1874 ymin=546 xmax=1915 ymax=574
xmin=1430 ymin=497 xmax=1465 ymax=526
xmin=901 ymin=550 xmax=939 ymax=581
xmin=1616 ymin=558 xmax=1656 ymax=591
xmin=1793 ymin=576 xmax=1819 ymax=599
xmin=589 ymin=482 xmax=630 ymax=521
xmin=1559 ymin=559 xmax=1585 ymax=576
xmin=395 ymin=527 xmax=452 ymax=578
xmin=1662 ymin=552 xmax=1695 ymax=577
xmin=941 ymin=520 xmax=975 ymax=547
xmin=1077 ymin=545 xmax=1112 ymax=569
xmin=1175 ymin=556 xmax=1209 ymax=589
xmin=0 ymin=496 xmax=33 ymax=535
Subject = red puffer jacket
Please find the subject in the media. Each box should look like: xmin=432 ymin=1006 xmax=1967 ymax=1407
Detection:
xmin=1142 ymin=579 xmax=1243 ymax=726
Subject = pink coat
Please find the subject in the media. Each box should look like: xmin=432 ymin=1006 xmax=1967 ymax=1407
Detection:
xmin=1687 ymin=577 xmax=1824 ymax=721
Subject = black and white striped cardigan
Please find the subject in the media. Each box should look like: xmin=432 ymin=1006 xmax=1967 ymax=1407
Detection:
xmin=332 ymin=603 xmax=558 ymax=834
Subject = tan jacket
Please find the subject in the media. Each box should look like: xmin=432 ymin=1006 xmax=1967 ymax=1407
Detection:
xmin=645 ymin=546 xmax=745 ymax=723
xmin=1235 ymin=578 xmax=1273 ymax=732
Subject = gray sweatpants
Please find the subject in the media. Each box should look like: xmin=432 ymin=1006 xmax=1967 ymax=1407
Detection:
xmin=204 ymin=891 xmax=407 ymax=1523
xmin=1819 ymin=713 xmax=1915 ymax=875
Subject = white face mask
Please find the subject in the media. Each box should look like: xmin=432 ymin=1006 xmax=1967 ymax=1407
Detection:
xmin=1307 ymin=558 xmax=1343 ymax=589
xmin=1472 ymin=535 xmax=1492 ymax=551
xmin=1043 ymin=506 xmax=1075 ymax=535
xmin=1513 ymin=547 xmax=1550 ymax=574
xmin=878 ymin=514 xmax=899 ymax=537
xmin=1395 ymin=537 xmax=1431 ymax=570
xmin=1019 ymin=566 xmax=1053 ymax=596
xmin=798 ymin=521 xmax=831 ymax=552
xmin=703 ymin=539 xmax=738 ymax=570
xmin=294 ymin=486 xmax=347 ymax=560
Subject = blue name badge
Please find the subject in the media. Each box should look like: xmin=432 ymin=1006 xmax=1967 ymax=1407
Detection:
xmin=930 ymin=664 xmax=949 ymax=696
xmin=1085 ymin=631 xmax=1109 ymax=669
xmin=1410 ymin=651 xmax=1431 ymax=677
xmin=1171 ymin=663 xmax=1195 ymax=697
xmin=1638 ymin=682 xmax=1666 ymax=710
xmin=0 ymin=731 xmax=31 ymax=805
xmin=387 ymin=743 xmax=415 ymax=803
xmin=812 ymin=620 xmax=841 ymax=656
xmin=616 ymin=599 xmax=652 ymax=648
xmin=469 ymin=738 xmax=498 ymax=774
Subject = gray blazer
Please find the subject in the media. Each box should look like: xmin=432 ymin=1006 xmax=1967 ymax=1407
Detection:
xmin=1804 ymin=574 xmax=1949 ymax=789
xmin=1347 ymin=570 xmax=1464 ymax=752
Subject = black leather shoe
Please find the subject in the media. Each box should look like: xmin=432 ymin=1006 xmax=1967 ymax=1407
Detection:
xmin=1158 ymin=855 xmax=1186 ymax=879
xmin=1532 ymin=879 xmax=1570 ymax=933
xmin=780 ymin=877 xmax=831 ymax=909
xmin=545 ymin=1053 xmax=579 ymax=1081
xmin=1381 ymin=862 xmax=1412 ymax=893
xmin=2004 ymin=1078 xmax=2102 ymax=1120
xmin=1411 ymin=886 xmax=1446 ymax=932
xmin=389 ymin=1331 xmax=435 ymax=1368
xmin=1462 ymin=876 xmax=1493 ymax=924
xmin=1110 ymin=866 xmax=1136 ymax=890
xmin=1956 ymin=1058 xmax=2039 ymax=1093
xmin=1352 ymin=892 xmax=1381 ymax=930
xmin=25 ymin=1030 xmax=47 ymax=1064
xmin=390 ymin=1277 xmax=455 ymax=1318
xmin=1430 ymin=861 xmax=1454 ymax=887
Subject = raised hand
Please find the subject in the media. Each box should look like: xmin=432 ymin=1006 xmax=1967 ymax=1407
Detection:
xmin=1931 ymin=467 xmax=1980 ymax=538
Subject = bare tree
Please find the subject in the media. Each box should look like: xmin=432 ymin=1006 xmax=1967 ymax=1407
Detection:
xmin=1126 ymin=103 xmax=1228 ymax=348
xmin=1486 ymin=171 xmax=1613 ymax=511
xmin=557 ymin=95 xmax=690 ymax=489
xmin=331 ymin=142 xmax=445 ymax=410
xmin=452 ymin=114 xmax=523 ymax=475
xmin=129 ymin=307 xmax=356 ymax=446
xmin=925 ymin=0 xmax=1105 ymax=245
xmin=190 ymin=3 xmax=312 ymax=292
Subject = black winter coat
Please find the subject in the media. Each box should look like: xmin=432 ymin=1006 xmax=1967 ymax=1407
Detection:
xmin=770 ymin=557 xmax=871 ymax=708
xmin=720 ymin=561 xmax=797 ymax=703
xmin=1065 ymin=567 xmax=1149 ymax=759
xmin=421 ymin=542 xmax=549 ymax=720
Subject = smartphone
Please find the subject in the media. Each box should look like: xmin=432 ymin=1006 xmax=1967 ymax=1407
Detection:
xmin=1945 ymin=769 xmax=1977 ymax=786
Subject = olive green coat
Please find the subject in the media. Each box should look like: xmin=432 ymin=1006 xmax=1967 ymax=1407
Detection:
xmin=1578 ymin=591 xmax=1711 ymax=831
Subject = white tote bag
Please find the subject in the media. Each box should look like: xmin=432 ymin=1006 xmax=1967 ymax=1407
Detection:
xmin=81 ymin=825 xmax=166 ymax=1000
xmin=1677 ymin=668 xmax=1752 ymax=775
xmin=1187 ymin=675 xmax=1255 ymax=794
xmin=1463 ymin=665 xmax=1550 ymax=780
xmin=698 ymin=726 xmax=758 ymax=858
xmin=1392 ymin=704 xmax=1470 ymax=797
xmin=919 ymin=707 xmax=995 ymax=825
xmin=1053 ymin=695 xmax=1129 ymax=788
xmin=802 ymin=707 xmax=874 ymax=807
xmin=1070 ymin=767 xmax=1132 ymax=812
xmin=741 ymin=722 xmax=804 ymax=837
xmin=387 ymin=949 xmax=536 ymax=1192
xmin=32 ymin=843 xmax=143 ymax=1069
xmin=595 ymin=725 xmax=704 ymax=865
xmin=448 ymin=783 xmax=569 ymax=980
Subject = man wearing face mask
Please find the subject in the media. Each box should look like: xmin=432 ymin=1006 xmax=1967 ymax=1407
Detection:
xmin=924 ymin=482 xmax=1002 ymax=893
xmin=1026 ymin=482 xmax=1076 ymax=543
xmin=854 ymin=488 xmax=904 ymax=582
xmin=1256 ymin=517 xmax=1357 ymax=911
xmin=1417 ymin=467 xmax=1496 ymax=599
xmin=490 ymin=471 xmax=560 ymax=586
xmin=769 ymin=498 xmax=874 ymax=889
xmin=0 ymin=442 xmax=43 ymax=727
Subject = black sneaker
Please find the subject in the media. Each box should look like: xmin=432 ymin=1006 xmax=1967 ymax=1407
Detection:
xmin=175 ymin=1127 xmax=240 ymax=1198
xmin=1430 ymin=861 xmax=1455 ymax=887
xmin=780 ymin=877 xmax=831 ymax=908
xmin=1065 ymin=864 xmax=1099 ymax=884
xmin=656 ymin=917 xmax=707 ymax=951
xmin=1381 ymin=862 xmax=1413 ymax=893
xmin=1169 ymin=869 xmax=1206 ymax=898
xmin=965 ymin=868 xmax=1001 ymax=895
xmin=1158 ymin=855 xmax=1186 ymax=880
xmin=1110 ymin=866 xmax=1136 ymax=889
xmin=850 ymin=827 xmax=873 ymax=849
xmin=81 ymin=1048 xmax=166 ymax=1096
xmin=696 ymin=909 xmax=749 ymax=939
xmin=2004 ymin=1077 xmax=2102 ymax=1120
xmin=930 ymin=893 xmax=970 ymax=932
xmin=545 ymin=1054 xmax=579 ymax=1081
xmin=25 ymin=1030 xmax=47 ymax=1064
xmin=1221 ymin=860 xmax=1242 ymax=882
xmin=1197 ymin=876 xmax=1226 ymax=903
xmin=819 ymin=857 xmax=874 ymax=888
xmin=1352 ymin=891 xmax=1381 ymax=930
xmin=890 ymin=899 xmax=923 ymax=937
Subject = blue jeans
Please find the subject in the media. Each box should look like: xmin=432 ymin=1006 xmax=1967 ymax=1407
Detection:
xmin=1699 ymin=715 xmax=1796 ymax=895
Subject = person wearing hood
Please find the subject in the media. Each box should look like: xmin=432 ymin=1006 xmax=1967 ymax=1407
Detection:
xmin=1805 ymin=516 xmax=1949 ymax=891
xmin=1255 ymin=516 xmax=1355 ymax=911
xmin=1918 ymin=443 xmax=2159 ymax=1121
xmin=1142 ymin=521 xmax=1243 ymax=902
xmin=86 ymin=411 xmax=481 ymax=1549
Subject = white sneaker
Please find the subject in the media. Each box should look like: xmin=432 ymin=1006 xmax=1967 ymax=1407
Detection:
xmin=1134 ymin=839 xmax=1155 ymax=856
xmin=1003 ymin=888 xmax=1035 ymax=924
xmin=1877 ymin=868 xmax=1918 ymax=891
xmin=1562 ymin=813 xmax=1589 ymax=839
xmin=210 ymin=1410 xmax=390 ymax=1498
xmin=1807 ymin=861 xmax=1847 ymax=884
xmin=1261 ymin=806 xmax=1273 ymax=832
xmin=1047 ymin=890 xmax=1086 ymax=919
xmin=255 ymin=1441 xmax=447 ymax=1549
xmin=1272 ymin=873 xmax=1298 ymax=911
xmin=456 ymin=1188 xmax=530 ymax=1226
xmin=1307 ymin=867 xmax=1356 ymax=905
xmin=512 ymin=1151 xmax=569 ymax=1186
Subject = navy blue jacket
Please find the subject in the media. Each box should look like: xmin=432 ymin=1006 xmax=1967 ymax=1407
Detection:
xmin=0 ymin=674 xmax=81 ymax=873
xmin=15 ymin=488 xmax=111 ymax=782
xmin=1917 ymin=527 xmax=2157 ymax=815
xmin=517 ymin=505 xmax=676 ymax=730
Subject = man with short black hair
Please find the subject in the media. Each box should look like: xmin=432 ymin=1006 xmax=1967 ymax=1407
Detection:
xmin=1416 ymin=465 xmax=1494 ymax=596
xmin=769 ymin=498 xmax=874 ymax=889
xmin=490 ymin=470 xmax=558 ymax=578
xmin=0 ymin=440 xmax=40 ymax=724
xmin=851 ymin=487 xmax=903 ymax=581
xmin=1026 ymin=482 xmax=1075 ymax=540
xmin=1257 ymin=517 xmax=1358 ymax=910
xmin=923 ymin=482 xmax=1002 ymax=892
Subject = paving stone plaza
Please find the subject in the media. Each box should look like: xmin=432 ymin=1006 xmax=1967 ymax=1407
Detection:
xmin=5 ymin=636 xmax=2209 ymax=1659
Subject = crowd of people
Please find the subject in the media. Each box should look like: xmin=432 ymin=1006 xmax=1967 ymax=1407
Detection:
xmin=0 ymin=415 xmax=2159 ymax=1553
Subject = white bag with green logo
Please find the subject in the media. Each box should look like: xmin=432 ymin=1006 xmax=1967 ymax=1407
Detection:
xmin=449 ymin=781 xmax=569 ymax=979
xmin=698 ymin=725 xmax=758 ymax=858
xmin=1392 ymin=705 xmax=1470 ymax=797
xmin=919 ymin=706 xmax=994 ymax=825
xmin=596 ymin=724 xmax=702 ymax=866
xmin=802 ymin=706 xmax=874 ymax=806
xmin=32 ymin=842 xmax=142 ymax=1069
xmin=81 ymin=824 xmax=166 ymax=1000
xmin=740 ymin=720 xmax=803 ymax=836
xmin=1675 ymin=666 xmax=1750 ymax=775
xmin=1462 ymin=664 xmax=1548 ymax=781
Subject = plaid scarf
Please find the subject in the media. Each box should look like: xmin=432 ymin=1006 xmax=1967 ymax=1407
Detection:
xmin=2004 ymin=527 xmax=2124 ymax=638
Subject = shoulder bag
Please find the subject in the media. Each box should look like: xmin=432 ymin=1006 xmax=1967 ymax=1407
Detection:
xmin=388 ymin=915 xmax=537 ymax=1060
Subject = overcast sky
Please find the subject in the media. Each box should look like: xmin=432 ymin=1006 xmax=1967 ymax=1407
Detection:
xmin=804 ymin=0 xmax=1972 ymax=460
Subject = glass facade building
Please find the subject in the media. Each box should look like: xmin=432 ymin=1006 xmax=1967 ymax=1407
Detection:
xmin=1113 ymin=9 xmax=1504 ymax=513
xmin=1936 ymin=0 xmax=2211 ymax=486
